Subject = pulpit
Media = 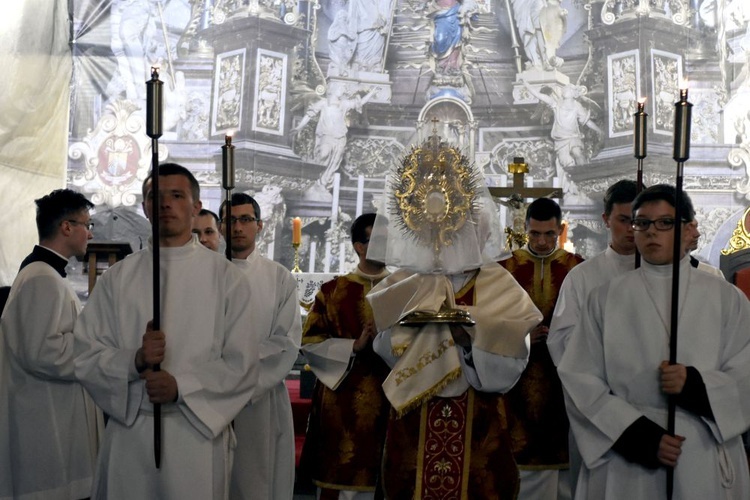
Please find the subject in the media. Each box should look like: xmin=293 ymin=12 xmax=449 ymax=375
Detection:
xmin=79 ymin=242 xmax=133 ymax=293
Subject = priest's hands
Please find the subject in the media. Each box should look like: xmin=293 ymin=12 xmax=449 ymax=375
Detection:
xmin=660 ymin=360 xmax=687 ymax=394
xmin=657 ymin=433 xmax=685 ymax=467
xmin=353 ymin=321 xmax=377 ymax=353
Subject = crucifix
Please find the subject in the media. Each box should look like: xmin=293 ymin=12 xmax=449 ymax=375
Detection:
xmin=488 ymin=157 xmax=563 ymax=250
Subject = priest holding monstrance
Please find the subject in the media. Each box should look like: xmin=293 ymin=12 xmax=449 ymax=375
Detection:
xmin=366 ymin=133 xmax=543 ymax=499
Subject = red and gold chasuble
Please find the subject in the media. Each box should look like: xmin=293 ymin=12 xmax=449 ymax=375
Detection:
xmin=300 ymin=273 xmax=391 ymax=493
xmin=499 ymin=248 xmax=583 ymax=468
xmin=382 ymin=276 xmax=520 ymax=500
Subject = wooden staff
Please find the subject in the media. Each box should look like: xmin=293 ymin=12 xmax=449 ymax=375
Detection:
xmin=146 ymin=67 xmax=163 ymax=469
xmin=667 ymin=86 xmax=692 ymax=500
xmin=633 ymin=98 xmax=648 ymax=268
xmin=222 ymin=135 xmax=235 ymax=261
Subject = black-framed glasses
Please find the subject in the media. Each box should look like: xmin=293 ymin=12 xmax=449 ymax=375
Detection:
xmin=66 ymin=220 xmax=95 ymax=231
xmin=220 ymin=216 xmax=258 ymax=225
xmin=631 ymin=218 xmax=681 ymax=231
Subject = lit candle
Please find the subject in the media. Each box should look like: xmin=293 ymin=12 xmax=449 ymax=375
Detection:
xmin=634 ymin=98 xmax=648 ymax=159
xmin=673 ymin=86 xmax=692 ymax=162
xmin=292 ymin=217 xmax=302 ymax=245
xmin=222 ymin=135 xmax=235 ymax=190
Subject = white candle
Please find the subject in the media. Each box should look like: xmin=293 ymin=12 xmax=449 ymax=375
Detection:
xmin=324 ymin=241 xmax=332 ymax=273
xmin=553 ymin=177 xmax=560 ymax=188
xmin=331 ymin=173 xmax=341 ymax=225
xmin=308 ymin=241 xmax=317 ymax=273
xmin=355 ymin=174 xmax=365 ymax=217
xmin=267 ymin=239 xmax=274 ymax=260
xmin=339 ymin=242 xmax=346 ymax=273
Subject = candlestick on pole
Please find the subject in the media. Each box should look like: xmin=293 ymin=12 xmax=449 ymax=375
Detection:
xmin=146 ymin=66 xmax=163 ymax=470
xmin=222 ymin=135 xmax=235 ymax=261
xmin=667 ymin=86 xmax=692 ymax=500
xmin=633 ymin=98 xmax=648 ymax=268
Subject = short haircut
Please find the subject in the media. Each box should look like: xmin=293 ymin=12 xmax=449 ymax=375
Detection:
xmin=351 ymin=213 xmax=376 ymax=244
xmin=141 ymin=163 xmax=200 ymax=202
xmin=219 ymin=192 xmax=261 ymax=221
xmin=632 ymin=184 xmax=695 ymax=222
xmin=198 ymin=209 xmax=219 ymax=224
xmin=603 ymin=179 xmax=639 ymax=216
xmin=525 ymin=197 xmax=562 ymax=224
xmin=35 ymin=189 xmax=94 ymax=240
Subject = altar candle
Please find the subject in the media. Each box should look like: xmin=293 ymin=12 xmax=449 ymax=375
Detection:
xmin=292 ymin=217 xmax=302 ymax=245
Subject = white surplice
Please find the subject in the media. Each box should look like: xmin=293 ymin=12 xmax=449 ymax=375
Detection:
xmin=548 ymin=247 xmax=635 ymax=366
xmin=229 ymin=251 xmax=301 ymax=500
xmin=0 ymin=259 xmax=101 ymax=500
xmin=74 ymin=237 xmax=259 ymax=500
xmin=558 ymin=257 xmax=750 ymax=500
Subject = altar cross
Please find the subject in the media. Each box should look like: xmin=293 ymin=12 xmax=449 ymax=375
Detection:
xmin=487 ymin=157 xmax=563 ymax=201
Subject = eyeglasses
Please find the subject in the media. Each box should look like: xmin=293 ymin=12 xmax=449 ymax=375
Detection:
xmin=221 ymin=216 xmax=258 ymax=225
xmin=66 ymin=220 xmax=95 ymax=231
xmin=631 ymin=218 xmax=683 ymax=231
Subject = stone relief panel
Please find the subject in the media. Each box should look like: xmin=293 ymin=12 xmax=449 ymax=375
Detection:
xmin=607 ymin=50 xmax=639 ymax=138
xmin=650 ymin=50 xmax=682 ymax=137
xmin=252 ymin=49 xmax=287 ymax=135
xmin=212 ymin=48 xmax=246 ymax=136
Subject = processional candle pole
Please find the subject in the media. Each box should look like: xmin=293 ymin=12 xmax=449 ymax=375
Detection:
xmin=633 ymin=98 xmax=648 ymax=268
xmin=146 ymin=66 xmax=163 ymax=470
xmin=222 ymin=135 xmax=235 ymax=261
xmin=667 ymin=85 xmax=692 ymax=500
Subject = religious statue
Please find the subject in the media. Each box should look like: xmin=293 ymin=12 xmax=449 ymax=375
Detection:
xmin=521 ymin=79 xmax=602 ymax=167
xmin=510 ymin=0 xmax=567 ymax=70
xmin=349 ymin=0 xmax=394 ymax=72
xmin=327 ymin=10 xmax=356 ymax=76
xmin=292 ymin=85 xmax=378 ymax=189
xmin=427 ymin=0 xmax=478 ymax=73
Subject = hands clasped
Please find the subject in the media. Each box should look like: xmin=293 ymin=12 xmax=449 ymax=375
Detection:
xmin=135 ymin=320 xmax=178 ymax=404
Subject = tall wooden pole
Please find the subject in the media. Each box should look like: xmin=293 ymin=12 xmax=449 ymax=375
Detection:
xmin=222 ymin=135 xmax=235 ymax=261
xmin=667 ymin=86 xmax=692 ymax=500
xmin=146 ymin=67 xmax=163 ymax=469
xmin=633 ymin=98 xmax=648 ymax=269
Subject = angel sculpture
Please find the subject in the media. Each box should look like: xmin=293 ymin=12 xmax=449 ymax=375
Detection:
xmin=292 ymin=85 xmax=378 ymax=189
xmin=521 ymin=78 xmax=603 ymax=170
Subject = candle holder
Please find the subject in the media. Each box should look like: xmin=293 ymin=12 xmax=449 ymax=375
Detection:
xmin=292 ymin=242 xmax=302 ymax=273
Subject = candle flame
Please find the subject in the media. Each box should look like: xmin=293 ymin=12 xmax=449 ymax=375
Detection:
xmin=638 ymin=97 xmax=646 ymax=105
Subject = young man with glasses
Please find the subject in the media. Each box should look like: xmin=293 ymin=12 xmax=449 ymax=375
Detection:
xmin=219 ymin=192 xmax=302 ymax=500
xmin=558 ymin=184 xmax=750 ymax=499
xmin=0 ymin=189 xmax=102 ymax=499
xmin=548 ymin=179 xmax=638 ymax=496
xmin=499 ymin=196 xmax=584 ymax=500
